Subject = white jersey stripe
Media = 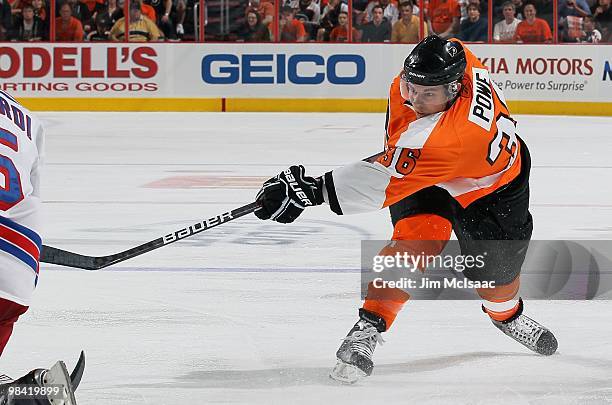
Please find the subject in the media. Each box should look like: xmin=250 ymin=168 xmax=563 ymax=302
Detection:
xmin=394 ymin=112 xmax=444 ymax=149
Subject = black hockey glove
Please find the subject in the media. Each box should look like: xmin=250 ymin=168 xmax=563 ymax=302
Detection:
xmin=255 ymin=165 xmax=324 ymax=223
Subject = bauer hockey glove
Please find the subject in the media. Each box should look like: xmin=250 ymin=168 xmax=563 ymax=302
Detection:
xmin=254 ymin=165 xmax=324 ymax=223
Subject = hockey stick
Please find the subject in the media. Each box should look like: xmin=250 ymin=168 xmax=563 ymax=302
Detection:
xmin=41 ymin=152 xmax=385 ymax=270
xmin=40 ymin=202 xmax=259 ymax=270
xmin=70 ymin=351 xmax=86 ymax=390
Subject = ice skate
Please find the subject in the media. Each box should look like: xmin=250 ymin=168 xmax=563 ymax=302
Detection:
xmin=330 ymin=309 xmax=386 ymax=384
xmin=0 ymin=351 xmax=84 ymax=405
xmin=489 ymin=299 xmax=558 ymax=356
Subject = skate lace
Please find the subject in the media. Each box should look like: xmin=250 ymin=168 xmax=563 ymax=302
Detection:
xmin=343 ymin=325 xmax=385 ymax=359
xmin=506 ymin=315 xmax=543 ymax=347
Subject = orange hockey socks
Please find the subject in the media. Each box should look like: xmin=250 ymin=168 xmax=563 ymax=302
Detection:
xmin=362 ymin=214 xmax=452 ymax=329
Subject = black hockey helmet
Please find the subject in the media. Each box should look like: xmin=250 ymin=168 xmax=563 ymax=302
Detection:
xmin=402 ymin=35 xmax=467 ymax=86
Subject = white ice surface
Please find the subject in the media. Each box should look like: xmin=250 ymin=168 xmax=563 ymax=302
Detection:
xmin=1 ymin=112 xmax=611 ymax=404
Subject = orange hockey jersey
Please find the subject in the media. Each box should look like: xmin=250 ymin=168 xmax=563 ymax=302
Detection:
xmin=323 ymin=39 xmax=522 ymax=215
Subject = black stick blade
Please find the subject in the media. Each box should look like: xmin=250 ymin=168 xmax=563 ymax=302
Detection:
xmin=70 ymin=351 xmax=86 ymax=390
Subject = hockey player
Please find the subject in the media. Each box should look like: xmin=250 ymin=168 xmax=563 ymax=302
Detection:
xmin=0 ymin=91 xmax=81 ymax=404
xmin=254 ymin=35 xmax=558 ymax=383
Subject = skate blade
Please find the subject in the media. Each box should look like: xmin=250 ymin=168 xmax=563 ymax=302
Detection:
xmin=45 ymin=360 xmax=78 ymax=405
xmin=329 ymin=360 xmax=367 ymax=384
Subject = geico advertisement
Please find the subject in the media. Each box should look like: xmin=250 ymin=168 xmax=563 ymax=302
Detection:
xmin=201 ymin=54 xmax=365 ymax=85
xmin=194 ymin=43 xmax=391 ymax=97
xmin=0 ymin=43 xmax=609 ymax=101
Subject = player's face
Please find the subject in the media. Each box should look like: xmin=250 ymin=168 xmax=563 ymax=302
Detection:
xmin=404 ymin=82 xmax=450 ymax=117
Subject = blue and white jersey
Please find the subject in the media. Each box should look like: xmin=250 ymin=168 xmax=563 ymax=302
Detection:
xmin=0 ymin=91 xmax=44 ymax=306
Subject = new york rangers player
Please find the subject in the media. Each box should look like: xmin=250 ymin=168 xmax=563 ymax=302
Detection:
xmin=0 ymin=91 xmax=81 ymax=405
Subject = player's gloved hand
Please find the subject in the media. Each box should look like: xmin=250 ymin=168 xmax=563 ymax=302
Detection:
xmin=255 ymin=165 xmax=324 ymax=223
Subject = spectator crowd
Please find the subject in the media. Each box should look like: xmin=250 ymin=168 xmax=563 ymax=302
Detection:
xmin=0 ymin=0 xmax=609 ymax=42
xmin=0 ymin=0 xmax=192 ymax=41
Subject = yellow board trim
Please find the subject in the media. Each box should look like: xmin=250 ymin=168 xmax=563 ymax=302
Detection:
xmin=18 ymin=98 xmax=223 ymax=112
xmin=226 ymin=98 xmax=387 ymax=112
xmin=506 ymin=101 xmax=612 ymax=116
xmin=16 ymin=97 xmax=612 ymax=116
